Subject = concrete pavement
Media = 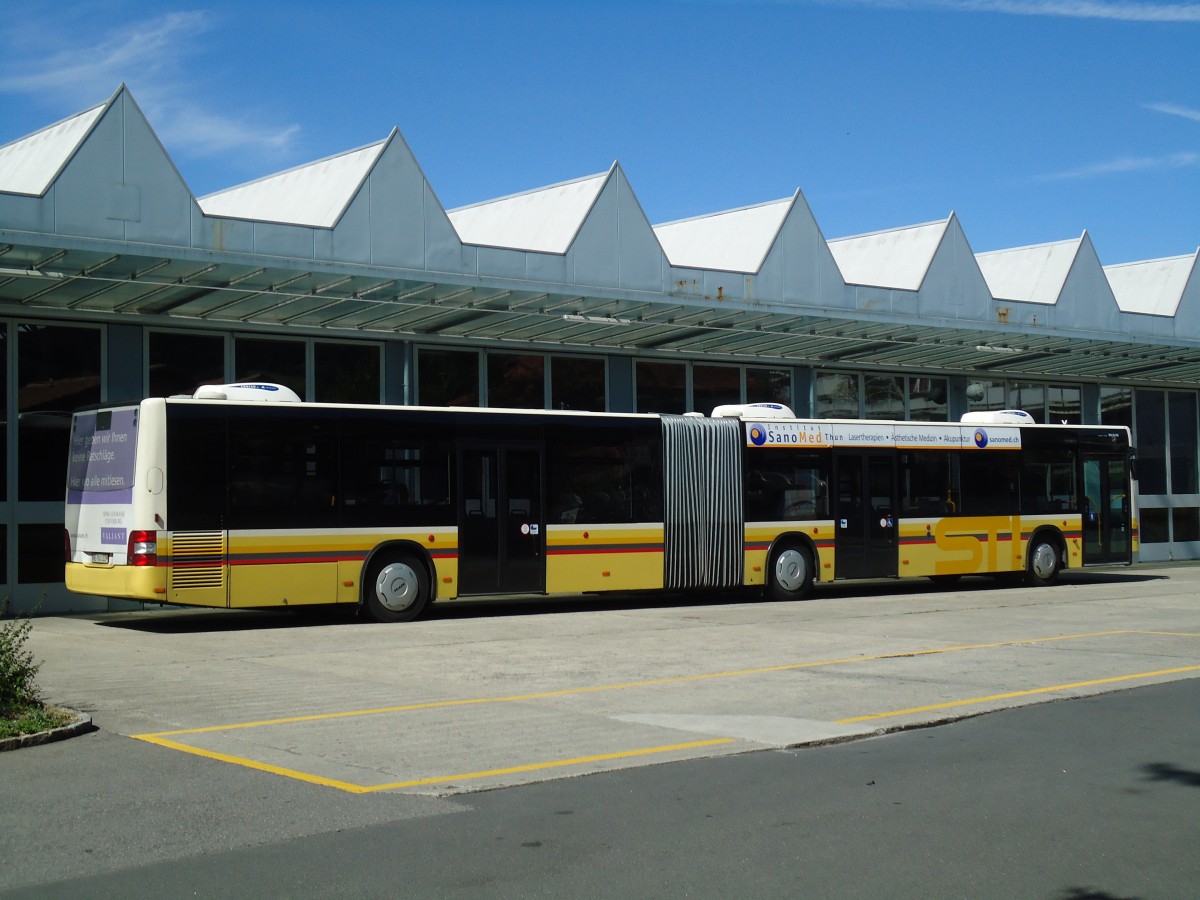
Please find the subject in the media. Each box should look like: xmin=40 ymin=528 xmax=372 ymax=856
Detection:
xmin=17 ymin=564 xmax=1200 ymax=796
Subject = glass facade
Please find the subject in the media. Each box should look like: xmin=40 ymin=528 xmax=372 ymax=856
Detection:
xmin=816 ymin=372 xmax=948 ymax=420
xmin=966 ymin=379 xmax=1005 ymax=411
xmin=1048 ymin=385 xmax=1082 ymax=425
xmin=418 ymin=348 xmax=479 ymax=406
xmin=965 ymin=380 xmax=1084 ymax=423
xmin=816 ymin=372 xmax=859 ymax=418
xmin=149 ymin=331 xmax=224 ymax=398
xmin=636 ymin=361 xmax=686 ymax=414
xmin=13 ymin=325 xmax=102 ymax=604
xmin=18 ymin=523 xmax=65 ymax=585
xmin=1136 ymin=390 xmax=1167 ymax=495
xmin=550 ymin=357 xmax=606 ymax=412
xmin=908 ymin=377 xmax=948 ymax=421
xmin=1008 ymin=383 xmax=1046 ymax=421
xmin=0 ymin=323 xmax=5 ymax=502
xmin=693 ymin=365 xmax=741 ymax=415
xmin=18 ymin=325 xmax=102 ymax=502
xmin=1100 ymin=385 xmax=1133 ymax=430
xmin=1133 ymin=387 xmax=1200 ymax=553
xmin=314 ymin=342 xmax=380 ymax=404
xmin=1168 ymin=392 xmax=1198 ymax=494
xmin=235 ymin=337 xmax=306 ymax=395
xmin=746 ymin=367 xmax=791 ymax=407
xmin=487 ymin=353 xmax=545 ymax=409
xmin=865 ymin=375 xmax=904 ymax=420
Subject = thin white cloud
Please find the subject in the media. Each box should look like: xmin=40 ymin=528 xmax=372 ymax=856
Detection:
xmin=798 ymin=0 xmax=1200 ymax=21
xmin=0 ymin=11 xmax=207 ymax=95
xmin=1145 ymin=102 xmax=1200 ymax=123
xmin=0 ymin=9 xmax=301 ymax=161
xmin=1037 ymin=152 xmax=1200 ymax=180
xmin=158 ymin=102 xmax=302 ymax=157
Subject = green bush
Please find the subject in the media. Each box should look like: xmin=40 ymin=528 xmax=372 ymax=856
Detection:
xmin=1 ymin=600 xmax=44 ymax=717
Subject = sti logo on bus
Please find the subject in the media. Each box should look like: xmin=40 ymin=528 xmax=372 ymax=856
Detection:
xmin=747 ymin=423 xmax=827 ymax=447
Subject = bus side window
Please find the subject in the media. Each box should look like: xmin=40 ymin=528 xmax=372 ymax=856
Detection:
xmin=959 ymin=452 xmax=1018 ymax=516
xmin=547 ymin=420 xmax=662 ymax=525
xmin=744 ymin=452 xmax=828 ymax=522
xmin=166 ymin=408 xmax=228 ymax=530
xmin=1021 ymin=451 xmax=1076 ymax=515
xmin=900 ymin=450 xmax=958 ymax=517
xmin=226 ymin=413 xmax=338 ymax=529
xmin=338 ymin=433 xmax=453 ymax=527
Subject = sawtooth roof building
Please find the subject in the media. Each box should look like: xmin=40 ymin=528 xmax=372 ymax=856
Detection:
xmin=2 ymin=85 xmax=1198 ymax=613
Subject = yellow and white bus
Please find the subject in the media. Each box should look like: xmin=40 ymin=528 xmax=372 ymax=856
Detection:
xmin=64 ymin=386 xmax=1137 ymax=622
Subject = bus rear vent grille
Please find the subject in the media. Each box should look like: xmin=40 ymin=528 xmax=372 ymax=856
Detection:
xmin=169 ymin=531 xmax=226 ymax=590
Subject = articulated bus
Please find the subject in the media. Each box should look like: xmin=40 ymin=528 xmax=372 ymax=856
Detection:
xmin=64 ymin=384 xmax=1137 ymax=622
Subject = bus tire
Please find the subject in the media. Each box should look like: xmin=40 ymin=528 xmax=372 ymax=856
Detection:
xmin=363 ymin=551 xmax=430 ymax=623
xmin=1025 ymin=534 xmax=1062 ymax=587
xmin=768 ymin=543 xmax=814 ymax=601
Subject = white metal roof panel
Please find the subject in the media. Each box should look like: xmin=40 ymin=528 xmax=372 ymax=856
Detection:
xmin=826 ymin=219 xmax=947 ymax=290
xmin=0 ymin=104 xmax=105 ymax=196
xmin=1105 ymin=252 xmax=1197 ymax=317
xmin=654 ymin=198 xmax=793 ymax=273
xmin=198 ymin=141 xmax=386 ymax=228
xmin=448 ymin=171 xmax=609 ymax=254
xmin=975 ymin=237 xmax=1081 ymax=305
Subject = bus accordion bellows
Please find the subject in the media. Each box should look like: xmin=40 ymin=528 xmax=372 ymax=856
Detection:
xmin=64 ymin=386 xmax=1138 ymax=623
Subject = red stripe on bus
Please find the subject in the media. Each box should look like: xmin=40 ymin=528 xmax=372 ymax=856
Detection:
xmin=164 ymin=550 xmax=459 ymax=567
xmin=546 ymin=546 xmax=663 ymax=556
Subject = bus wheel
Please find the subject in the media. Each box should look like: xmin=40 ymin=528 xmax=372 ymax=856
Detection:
xmin=364 ymin=553 xmax=430 ymax=623
xmin=769 ymin=544 xmax=814 ymax=601
xmin=1026 ymin=536 xmax=1062 ymax=587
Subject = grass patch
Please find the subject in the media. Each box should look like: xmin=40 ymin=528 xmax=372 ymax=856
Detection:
xmin=0 ymin=703 xmax=76 ymax=739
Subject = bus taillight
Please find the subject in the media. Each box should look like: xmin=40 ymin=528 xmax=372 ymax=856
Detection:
xmin=128 ymin=530 xmax=157 ymax=566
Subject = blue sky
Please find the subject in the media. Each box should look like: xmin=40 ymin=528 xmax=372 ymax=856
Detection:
xmin=1 ymin=0 xmax=1197 ymax=265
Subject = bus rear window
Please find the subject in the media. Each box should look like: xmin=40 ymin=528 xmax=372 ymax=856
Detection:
xmin=67 ymin=407 xmax=139 ymax=494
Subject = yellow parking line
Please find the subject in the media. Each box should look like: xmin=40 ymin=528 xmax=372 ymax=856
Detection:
xmin=132 ymin=733 xmax=734 ymax=794
xmin=129 ymin=628 xmax=1199 ymax=793
xmin=356 ymin=739 xmax=735 ymax=793
xmin=838 ymin=664 xmax=1200 ymax=724
xmin=135 ymin=733 xmax=367 ymax=793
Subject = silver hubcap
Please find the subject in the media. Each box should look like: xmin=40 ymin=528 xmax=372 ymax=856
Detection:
xmin=1031 ymin=543 xmax=1058 ymax=580
xmin=774 ymin=549 xmax=808 ymax=593
xmin=375 ymin=561 xmax=420 ymax=612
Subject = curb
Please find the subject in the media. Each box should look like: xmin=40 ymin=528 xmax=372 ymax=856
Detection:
xmin=0 ymin=709 xmax=94 ymax=752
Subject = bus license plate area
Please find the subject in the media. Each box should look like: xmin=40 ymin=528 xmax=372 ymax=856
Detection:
xmin=89 ymin=552 xmax=111 ymax=565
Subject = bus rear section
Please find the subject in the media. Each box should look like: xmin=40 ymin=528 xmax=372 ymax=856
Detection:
xmin=64 ymin=400 xmax=168 ymax=601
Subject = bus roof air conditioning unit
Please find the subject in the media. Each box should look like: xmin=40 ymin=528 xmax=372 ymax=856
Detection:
xmin=711 ymin=402 xmax=796 ymax=420
xmin=192 ymin=382 xmax=303 ymax=403
xmin=960 ymin=409 xmax=1035 ymax=425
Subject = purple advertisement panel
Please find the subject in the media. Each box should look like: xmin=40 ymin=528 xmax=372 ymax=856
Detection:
xmin=66 ymin=407 xmax=139 ymax=505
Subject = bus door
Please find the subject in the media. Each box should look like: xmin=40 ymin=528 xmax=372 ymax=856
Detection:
xmin=457 ymin=444 xmax=545 ymax=595
xmin=1081 ymin=453 xmax=1132 ymax=564
xmin=834 ymin=451 xmax=898 ymax=580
